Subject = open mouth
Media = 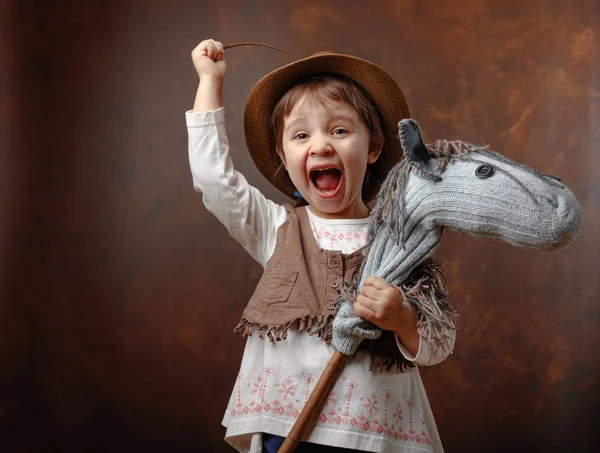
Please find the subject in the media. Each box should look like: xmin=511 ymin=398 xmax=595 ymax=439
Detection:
xmin=310 ymin=167 xmax=342 ymax=196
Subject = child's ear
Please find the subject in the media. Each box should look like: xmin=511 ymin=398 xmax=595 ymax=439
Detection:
xmin=367 ymin=147 xmax=382 ymax=164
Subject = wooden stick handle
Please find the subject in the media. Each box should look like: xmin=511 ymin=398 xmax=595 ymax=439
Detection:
xmin=279 ymin=350 xmax=348 ymax=453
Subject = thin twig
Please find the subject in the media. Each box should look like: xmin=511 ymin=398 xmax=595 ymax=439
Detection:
xmin=223 ymin=42 xmax=291 ymax=55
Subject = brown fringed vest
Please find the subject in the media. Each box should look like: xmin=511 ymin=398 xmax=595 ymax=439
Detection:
xmin=234 ymin=204 xmax=414 ymax=372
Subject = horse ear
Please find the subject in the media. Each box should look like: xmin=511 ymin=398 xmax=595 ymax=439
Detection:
xmin=398 ymin=119 xmax=441 ymax=181
xmin=398 ymin=119 xmax=431 ymax=162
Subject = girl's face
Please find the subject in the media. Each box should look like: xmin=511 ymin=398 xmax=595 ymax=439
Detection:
xmin=279 ymin=94 xmax=381 ymax=219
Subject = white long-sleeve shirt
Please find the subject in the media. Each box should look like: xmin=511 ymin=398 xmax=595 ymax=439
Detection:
xmin=187 ymin=107 xmax=455 ymax=453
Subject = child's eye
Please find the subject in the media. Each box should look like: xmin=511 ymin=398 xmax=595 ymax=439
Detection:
xmin=294 ymin=132 xmax=309 ymax=140
xmin=333 ymin=128 xmax=348 ymax=135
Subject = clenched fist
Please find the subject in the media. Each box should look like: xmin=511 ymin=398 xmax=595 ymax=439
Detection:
xmin=191 ymin=39 xmax=226 ymax=81
xmin=353 ymin=276 xmax=417 ymax=337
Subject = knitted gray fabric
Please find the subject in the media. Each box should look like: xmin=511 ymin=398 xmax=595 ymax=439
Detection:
xmin=332 ymin=119 xmax=583 ymax=356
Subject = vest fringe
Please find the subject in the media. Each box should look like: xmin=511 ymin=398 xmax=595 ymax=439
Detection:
xmin=368 ymin=348 xmax=415 ymax=373
xmin=233 ymin=313 xmax=336 ymax=344
xmin=233 ymin=313 xmax=413 ymax=372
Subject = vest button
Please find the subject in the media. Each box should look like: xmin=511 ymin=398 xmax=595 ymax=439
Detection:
xmin=331 ymin=257 xmax=340 ymax=268
xmin=326 ymin=299 xmax=336 ymax=310
xmin=329 ymin=278 xmax=340 ymax=289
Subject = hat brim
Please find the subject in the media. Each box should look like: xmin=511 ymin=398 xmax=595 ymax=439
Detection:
xmin=244 ymin=52 xmax=410 ymax=200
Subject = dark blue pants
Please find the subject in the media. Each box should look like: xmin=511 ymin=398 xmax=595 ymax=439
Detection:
xmin=262 ymin=433 xmax=363 ymax=452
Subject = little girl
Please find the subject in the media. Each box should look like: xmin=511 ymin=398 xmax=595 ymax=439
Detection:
xmin=187 ymin=39 xmax=456 ymax=453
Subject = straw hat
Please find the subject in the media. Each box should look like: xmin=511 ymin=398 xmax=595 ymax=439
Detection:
xmin=244 ymin=52 xmax=410 ymax=201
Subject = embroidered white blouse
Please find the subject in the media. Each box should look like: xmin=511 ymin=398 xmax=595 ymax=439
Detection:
xmin=187 ymin=108 xmax=455 ymax=453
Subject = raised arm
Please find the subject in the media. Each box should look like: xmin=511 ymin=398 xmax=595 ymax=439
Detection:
xmin=188 ymin=40 xmax=287 ymax=267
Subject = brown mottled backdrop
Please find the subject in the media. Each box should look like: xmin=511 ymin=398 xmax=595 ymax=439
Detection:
xmin=1 ymin=0 xmax=598 ymax=452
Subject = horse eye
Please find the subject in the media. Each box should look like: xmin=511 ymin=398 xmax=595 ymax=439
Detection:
xmin=475 ymin=164 xmax=494 ymax=179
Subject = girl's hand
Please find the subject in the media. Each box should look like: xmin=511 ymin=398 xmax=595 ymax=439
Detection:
xmin=191 ymin=39 xmax=226 ymax=81
xmin=353 ymin=276 xmax=417 ymax=336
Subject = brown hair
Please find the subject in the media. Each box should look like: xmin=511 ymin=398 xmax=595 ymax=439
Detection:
xmin=269 ymin=74 xmax=387 ymax=201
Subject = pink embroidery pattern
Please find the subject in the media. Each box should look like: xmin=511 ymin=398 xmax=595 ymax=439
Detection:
xmin=303 ymin=373 xmax=314 ymax=405
xmin=249 ymin=374 xmax=261 ymax=396
xmin=229 ymin=367 xmax=431 ymax=447
xmin=277 ymin=376 xmax=296 ymax=400
xmin=383 ymin=388 xmax=391 ymax=434
xmin=262 ymin=365 xmax=273 ymax=402
xmin=362 ymin=390 xmax=379 ymax=416
xmin=311 ymin=225 xmax=367 ymax=252
xmin=325 ymin=390 xmax=336 ymax=407
xmin=407 ymin=398 xmax=416 ymax=442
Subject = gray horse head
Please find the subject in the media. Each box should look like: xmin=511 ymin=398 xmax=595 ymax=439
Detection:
xmin=332 ymin=118 xmax=582 ymax=358
xmin=381 ymin=118 xmax=582 ymax=252
xmin=363 ymin=118 xmax=582 ymax=287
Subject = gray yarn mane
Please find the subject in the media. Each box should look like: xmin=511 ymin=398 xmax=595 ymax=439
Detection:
xmin=331 ymin=119 xmax=582 ymax=363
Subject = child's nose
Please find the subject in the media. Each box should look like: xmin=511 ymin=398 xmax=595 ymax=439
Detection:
xmin=309 ymin=134 xmax=334 ymax=156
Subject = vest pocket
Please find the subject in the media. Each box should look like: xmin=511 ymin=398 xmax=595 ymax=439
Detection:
xmin=261 ymin=271 xmax=299 ymax=305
